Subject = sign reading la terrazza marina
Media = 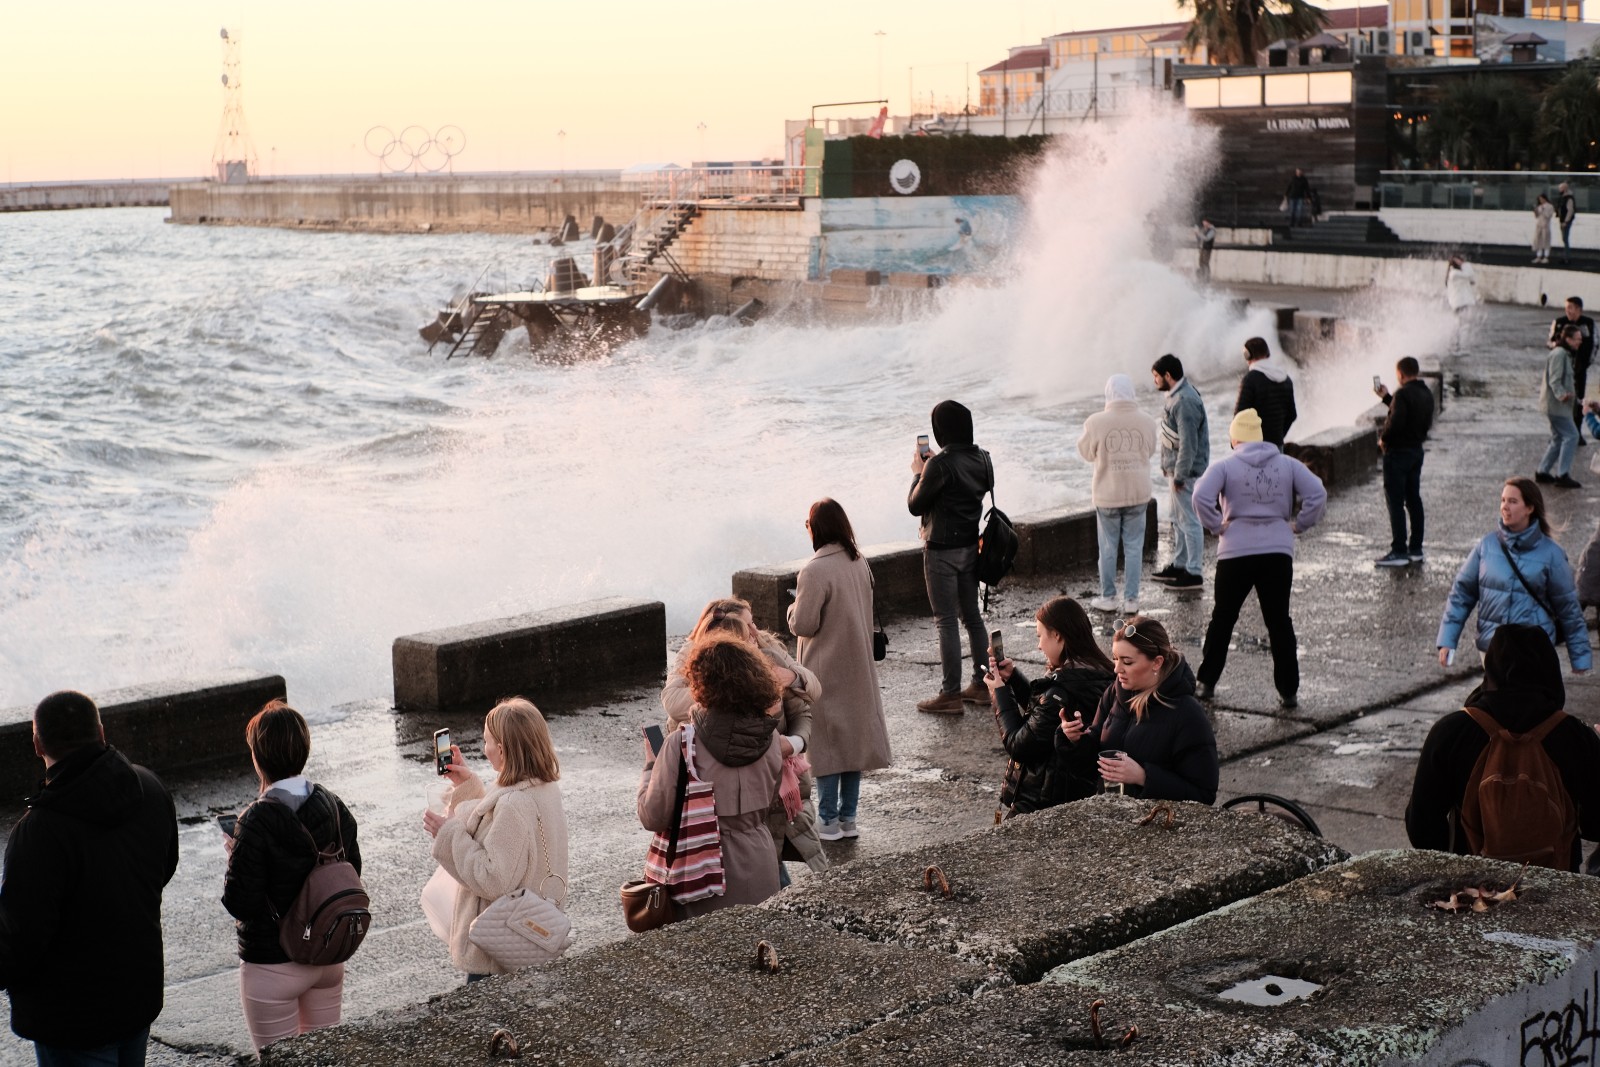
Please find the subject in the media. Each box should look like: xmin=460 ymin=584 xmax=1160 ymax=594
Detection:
xmin=1265 ymin=117 xmax=1353 ymax=133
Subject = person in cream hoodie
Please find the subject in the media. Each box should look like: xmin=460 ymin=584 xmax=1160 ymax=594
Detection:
xmin=1078 ymin=374 xmax=1159 ymax=614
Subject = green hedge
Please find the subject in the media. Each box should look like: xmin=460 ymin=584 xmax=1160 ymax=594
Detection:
xmin=823 ymin=134 xmax=1053 ymax=198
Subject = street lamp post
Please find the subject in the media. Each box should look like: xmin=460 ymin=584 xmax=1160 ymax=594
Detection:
xmin=557 ymin=130 xmax=566 ymax=175
xmin=875 ymin=30 xmax=886 ymax=101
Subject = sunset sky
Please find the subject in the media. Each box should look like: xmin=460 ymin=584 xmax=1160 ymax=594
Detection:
xmin=4 ymin=0 xmax=1378 ymax=183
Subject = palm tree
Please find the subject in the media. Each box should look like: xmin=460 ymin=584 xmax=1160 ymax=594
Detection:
xmin=1424 ymin=77 xmax=1536 ymax=171
xmin=1179 ymin=0 xmax=1330 ymax=67
xmin=1534 ymin=62 xmax=1600 ymax=170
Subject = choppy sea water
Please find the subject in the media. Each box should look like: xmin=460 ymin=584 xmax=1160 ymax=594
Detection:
xmin=1 ymin=112 xmax=1443 ymax=715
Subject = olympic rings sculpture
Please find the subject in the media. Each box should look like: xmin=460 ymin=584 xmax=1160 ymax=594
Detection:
xmin=364 ymin=125 xmax=466 ymax=174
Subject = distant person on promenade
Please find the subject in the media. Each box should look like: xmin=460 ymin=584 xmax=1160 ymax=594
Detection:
xmin=1195 ymin=218 xmax=1217 ymax=282
xmin=1089 ymin=617 xmax=1219 ymax=804
xmin=984 ymin=596 xmax=1115 ymax=818
xmin=789 ymin=498 xmax=892 ymax=842
xmin=1078 ymin=374 xmax=1158 ymax=615
xmin=1533 ymin=193 xmax=1555 ymax=264
xmin=1558 ymin=182 xmax=1576 ymax=264
xmin=1444 ymin=254 xmax=1481 ymax=316
xmin=1151 ymin=354 xmax=1209 ymax=590
xmin=1234 ymin=337 xmax=1297 ymax=447
xmin=1536 ymin=326 xmax=1583 ymax=489
xmin=908 ymin=399 xmax=994 ymax=714
xmin=1373 ymin=357 xmax=1434 ymax=567
xmin=1284 ymin=168 xmax=1313 ymax=230
xmin=1437 ymin=476 xmax=1591 ymax=674
xmin=1549 ymin=297 xmax=1594 ymax=446
xmin=1192 ymin=409 xmax=1327 ymax=708
xmin=1406 ymin=623 xmax=1600 ymax=871
xmin=0 ymin=690 xmax=179 ymax=1066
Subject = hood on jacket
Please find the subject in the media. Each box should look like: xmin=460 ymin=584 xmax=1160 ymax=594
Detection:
xmin=1501 ymin=521 xmax=1546 ymax=552
xmin=931 ymin=400 xmax=974 ymax=447
xmin=691 ymin=705 xmax=779 ymax=768
xmin=1113 ymin=657 xmax=1198 ymax=706
xmin=1464 ymin=622 xmax=1564 ymax=729
xmin=1232 ymin=440 xmax=1283 ymax=466
xmin=1104 ymin=374 xmax=1136 ymax=406
xmin=1248 ymin=357 xmax=1292 ymax=383
xmin=31 ymin=744 xmax=144 ymax=828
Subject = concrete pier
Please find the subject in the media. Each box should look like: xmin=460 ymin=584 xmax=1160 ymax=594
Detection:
xmin=1 ymin=180 xmax=172 ymax=212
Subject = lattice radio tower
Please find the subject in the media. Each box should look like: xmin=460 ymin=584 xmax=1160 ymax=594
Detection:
xmin=211 ymin=27 xmax=258 ymax=184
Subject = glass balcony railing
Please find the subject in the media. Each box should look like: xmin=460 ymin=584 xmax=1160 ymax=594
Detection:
xmin=1378 ymin=171 xmax=1600 ymax=212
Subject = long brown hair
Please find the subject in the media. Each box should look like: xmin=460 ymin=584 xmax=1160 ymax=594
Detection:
xmin=1504 ymin=476 xmax=1551 ymax=535
xmin=1113 ymin=616 xmax=1182 ymax=720
xmin=808 ymin=498 xmax=860 ymax=560
xmin=485 ymin=697 xmax=561 ymax=786
xmin=1035 ymin=597 xmax=1114 ymax=673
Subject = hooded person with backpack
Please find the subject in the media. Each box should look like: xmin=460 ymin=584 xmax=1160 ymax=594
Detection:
xmin=1406 ymin=623 xmax=1600 ymax=872
xmin=222 ymin=701 xmax=363 ymax=1052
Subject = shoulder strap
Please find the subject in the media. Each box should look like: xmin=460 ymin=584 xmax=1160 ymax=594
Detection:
xmin=531 ymin=804 xmax=565 ymax=902
xmin=659 ymin=732 xmax=691 ymax=871
xmin=1463 ymin=705 xmax=1567 ymax=742
xmin=1462 ymin=706 xmax=1503 ymax=738
xmin=1497 ymin=537 xmax=1563 ymax=641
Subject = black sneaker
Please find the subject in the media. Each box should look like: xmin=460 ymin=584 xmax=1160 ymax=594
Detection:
xmin=1168 ymin=572 xmax=1203 ymax=588
xmin=1280 ymin=693 xmax=1299 ymax=709
xmin=1374 ymin=551 xmax=1411 ymax=568
xmin=1554 ymin=474 xmax=1584 ymax=489
xmin=1194 ymin=681 xmax=1215 ymax=701
xmin=1152 ymin=565 xmax=1183 ymax=583
xmin=1536 ymin=471 xmax=1555 ymax=484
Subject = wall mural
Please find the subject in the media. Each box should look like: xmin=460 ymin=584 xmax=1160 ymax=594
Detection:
xmin=816 ymin=194 xmax=1021 ymax=278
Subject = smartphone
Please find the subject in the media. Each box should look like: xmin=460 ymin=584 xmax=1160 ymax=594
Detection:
xmin=433 ymin=728 xmax=452 ymax=775
xmin=917 ymin=434 xmax=931 ymax=458
xmin=1372 ymin=375 xmax=1383 ymax=393
xmin=642 ymin=723 xmax=666 ymax=757
xmin=217 ymin=813 xmax=238 ymax=838
xmin=989 ymin=629 xmax=1005 ymax=665
xmin=1445 ymin=648 xmax=1457 ymax=667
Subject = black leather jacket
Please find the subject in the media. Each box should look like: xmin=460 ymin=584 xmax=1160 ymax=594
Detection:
xmin=908 ymin=444 xmax=994 ymax=548
xmin=995 ymin=665 xmax=1114 ymax=814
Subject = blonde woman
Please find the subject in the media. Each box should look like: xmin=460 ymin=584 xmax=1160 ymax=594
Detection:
xmin=1090 ymin=617 xmax=1218 ymax=804
xmin=1534 ymin=194 xmax=1555 ymax=264
xmin=422 ymin=698 xmax=569 ymax=980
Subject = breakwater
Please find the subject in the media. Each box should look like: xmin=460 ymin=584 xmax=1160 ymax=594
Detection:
xmin=1 ymin=180 xmax=172 ymax=212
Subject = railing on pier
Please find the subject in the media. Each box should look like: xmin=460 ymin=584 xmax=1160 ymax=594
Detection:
xmin=1378 ymin=170 xmax=1600 ymax=213
xmin=628 ymin=165 xmax=819 ymax=206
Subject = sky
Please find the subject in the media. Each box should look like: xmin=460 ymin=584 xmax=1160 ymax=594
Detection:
xmin=2 ymin=0 xmax=1377 ymax=182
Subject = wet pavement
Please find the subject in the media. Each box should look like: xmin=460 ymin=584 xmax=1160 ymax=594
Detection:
xmin=1 ymin=286 xmax=1597 ymax=1064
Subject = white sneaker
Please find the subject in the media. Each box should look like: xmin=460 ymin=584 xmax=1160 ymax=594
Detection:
xmin=817 ymin=820 xmax=845 ymax=841
xmin=1089 ymin=596 xmax=1119 ymax=612
xmin=1121 ymin=600 xmax=1138 ymax=615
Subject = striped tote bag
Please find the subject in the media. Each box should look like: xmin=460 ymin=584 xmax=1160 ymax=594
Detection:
xmin=644 ymin=724 xmax=726 ymax=905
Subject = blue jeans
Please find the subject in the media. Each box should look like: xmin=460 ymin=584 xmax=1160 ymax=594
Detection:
xmin=1382 ymin=448 xmax=1425 ymax=555
xmin=1288 ymin=197 xmax=1309 ymax=226
xmin=816 ymin=771 xmax=860 ymax=823
xmin=1096 ymin=504 xmax=1146 ymax=601
xmin=923 ymin=543 xmax=987 ymax=693
xmin=1169 ymin=481 xmax=1203 ymax=575
xmin=34 ymin=1030 xmax=148 ymax=1067
xmin=1539 ymin=413 xmax=1579 ymax=477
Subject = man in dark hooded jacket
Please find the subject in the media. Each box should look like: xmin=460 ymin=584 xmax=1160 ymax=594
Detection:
xmin=1235 ymin=337 xmax=1297 ymax=447
xmin=1405 ymin=624 xmax=1600 ymax=872
xmin=908 ymin=399 xmax=994 ymax=714
xmin=0 ymin=690 xmax=180 ymax=1064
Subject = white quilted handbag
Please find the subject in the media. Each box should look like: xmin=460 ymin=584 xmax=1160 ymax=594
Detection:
xmin=467 ymin=808 xmax=572 ymax=969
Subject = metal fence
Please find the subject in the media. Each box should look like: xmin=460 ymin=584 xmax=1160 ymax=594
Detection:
xmin=634 ymin=166 xmax=820 ymax=204
xmin=1378 ymin=170 xmax=1600 ymax=213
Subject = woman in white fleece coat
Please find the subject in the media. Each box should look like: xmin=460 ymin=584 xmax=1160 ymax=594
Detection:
xmin=422 ymin=697 xmax=569 ymax=979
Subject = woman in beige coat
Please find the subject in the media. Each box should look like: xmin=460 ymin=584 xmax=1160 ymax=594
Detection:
xmin=422 ymin=697 xmax=569 ymax=980
xmin=788 ymin=498 xmax=892 ymax=841
xmin=662 ymin=598 xmax=828 ymax=879
xmin=639 ymin=634 xmax=784 ymax=916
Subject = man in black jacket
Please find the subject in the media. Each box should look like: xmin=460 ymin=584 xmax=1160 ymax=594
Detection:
xmin=1234 ymin=337 xmax=1297 ymax=447
xmin=0 ymin=691 xmax=180 ymax=1065
xmin=1549 ymin=297 xmax=1595 ymax=444
xmin=1374 ymin=357 xmax=1434 ymax=567
xmin=908 ymin=399 xmax=994 ymax=714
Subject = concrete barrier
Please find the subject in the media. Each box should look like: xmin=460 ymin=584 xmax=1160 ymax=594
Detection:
xmin=732 ymin=502 xmax=1159 ymax=636
xmin=1284 ymin=423 xmax=1378 ymax=491
xmin=0 ymin=670 xmax=286 ymax=799
xmin=391 ymin=597 xmax=666 ymax=715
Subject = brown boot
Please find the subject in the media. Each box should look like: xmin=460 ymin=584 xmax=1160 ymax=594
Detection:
xmin=916 ymin=691 xmax=966 ymax=715
xmin=959 ymin=678 xmax=990 ymax=703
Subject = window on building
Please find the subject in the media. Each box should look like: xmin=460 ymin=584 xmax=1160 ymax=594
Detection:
xmin=1450 ymin=0 xmax=1469 ymax=15
xmin=1450 ymin=37 xmax=1475 ymax=55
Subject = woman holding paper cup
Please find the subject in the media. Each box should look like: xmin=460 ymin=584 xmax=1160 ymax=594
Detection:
xmin=1088 ymin=616 xmax=1218 ymax=804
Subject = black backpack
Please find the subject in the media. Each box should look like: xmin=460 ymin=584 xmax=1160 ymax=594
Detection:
xmin=976 ymin=502 xmax=1018 ymax=588
xmin=268 ymin=796 xmax=371 ymax=966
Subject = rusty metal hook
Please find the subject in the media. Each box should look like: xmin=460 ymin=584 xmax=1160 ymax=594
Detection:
xmin=753 ymin=939 xmax=781 ymax=973
xmin=1138 ymin=802 xmax=1178 ymax=830
xmin=489 ymin=1028 xmax=522 ymax=1059
xmin=1089 ymin=999 xmax=1107 ymax=1050
xmin=1119 ymin=1024 xmax=1139 ymax=1048
xmin=922 ymin=864 xmax=952 ymax=898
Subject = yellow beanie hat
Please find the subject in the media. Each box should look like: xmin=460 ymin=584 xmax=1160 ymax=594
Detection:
xmin=1230 ymin=408 xmax=1264 ymax=443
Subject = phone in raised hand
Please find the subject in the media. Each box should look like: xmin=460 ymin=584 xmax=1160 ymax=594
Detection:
xmin=433 ymin=728 xmax=453 ymax=775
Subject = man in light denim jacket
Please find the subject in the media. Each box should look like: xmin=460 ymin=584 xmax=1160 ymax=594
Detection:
xmin=1151 ymin=354 xmax=1210 ymax=590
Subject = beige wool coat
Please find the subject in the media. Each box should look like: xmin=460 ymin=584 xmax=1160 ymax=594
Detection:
xmin=432 ymin=774 xmax=569 ymax=975
xmin=787 ymin=544 xmax=892 ymax=778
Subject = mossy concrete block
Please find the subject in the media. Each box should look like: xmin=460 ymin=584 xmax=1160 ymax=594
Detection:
xmin=392 ymin=597 xmax=665 ymax=715
xmin=1284 ymin=423 xmax=1378 ymax=491
xmin=767 ymin=795 xmax=1348 ymax=983
xmin=1049 ymin=849 xmax=1600 ymax=1066
xmin=0 ymin=669 xmax=285 ymax=799
xmin=260 ymin=909 xmax=987 ymax=1067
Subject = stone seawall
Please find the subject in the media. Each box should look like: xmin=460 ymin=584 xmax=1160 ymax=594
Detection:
xmin=1 ymin=181 xmax=171 ymax=212
xmin=669 ymin=204 xmax=818 ymax=282
xmin=167 ymin=179 xmax=643 ymax=235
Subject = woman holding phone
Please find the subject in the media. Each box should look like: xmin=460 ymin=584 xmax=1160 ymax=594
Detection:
xmin=788 ymin=498 xmax=892 ymax=841
xmin=422 ymin=697 xmax=568 ymax=980
xmin=1088 ymin=617 xmax=1218 ymax=804
xmin=221 ymin=700 xmax=361 ymax=1051
xmin=984 ymin=596 xmax=1115 ymax=817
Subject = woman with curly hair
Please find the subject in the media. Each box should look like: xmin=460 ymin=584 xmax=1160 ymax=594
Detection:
xmin=638 ymin=633 xmax=785 ymax=915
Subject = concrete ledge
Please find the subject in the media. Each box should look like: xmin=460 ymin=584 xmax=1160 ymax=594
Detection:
xmin=1013 ymin=500 xmax=1158 ymax=580
xmin=260 ymin=909 xmax=988 ymax=1066
xmin=733 ymin=541 xmax=924 ymax=636
xmin=768 ymin=795 xmax=1347 ymax=983
xmin=0 ymin=670 xmax=286 ymax=799
xmin=391 ymin=597 xmax=666 ymax=715
xmin=1283 ymin=423 xmax=1377 ymax=491
xmin=829 ymin=268 xmax=881 ymax=286
xmin=1046 ymin=849 xmax=1600 ymax=1065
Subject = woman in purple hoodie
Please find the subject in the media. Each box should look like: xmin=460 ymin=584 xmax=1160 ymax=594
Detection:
xmin=1191 ymin=408 xmax=1327 ymax=708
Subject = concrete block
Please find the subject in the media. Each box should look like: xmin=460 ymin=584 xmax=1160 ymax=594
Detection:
xmin=391 ymin=597 xmax=665 ymax=715
xmin=1284 ymin=423 xmax=1377 ymax=491
xmin=829 ymin=269 xmax=881 ymax=287
xmin=733 ymin=541 xmax=924 ymax=637
xmin=888 ymin=272 xmax=939 ymax=289
xmin=821 ymin=283 xmax=874 ymax=304
xmin=1292 ymin=309 xmax=1338 ymax=342
xmin=770 ymin=795 xmax=1347 ymax=983
xmin=1012 ymin=501 xmax=1156 ymax=578
xmin=1046 ymin=850 xmax=1600 ymax=1065
xmin=0 ymin=670 xmax=286 ymax=799
xmin=260 ymin=909 xmax=987 ymax=1067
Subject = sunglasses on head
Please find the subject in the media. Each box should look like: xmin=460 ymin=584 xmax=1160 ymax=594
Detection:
xmin=1118 ymin=620 xmax=1139 ymax=639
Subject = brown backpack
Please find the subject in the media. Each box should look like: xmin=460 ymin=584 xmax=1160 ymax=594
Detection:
xmin=268 ymin=798 xmax=371 ymax=966
xmin=1458 ymin=706 xmax=1577 ymax=871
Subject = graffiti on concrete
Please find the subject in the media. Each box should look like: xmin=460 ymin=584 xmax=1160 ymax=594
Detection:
xmin=1520 ymin=968 xmax=1600 ymax=1067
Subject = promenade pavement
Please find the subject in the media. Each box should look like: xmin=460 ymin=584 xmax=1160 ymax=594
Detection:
xmin=0 ymin=286 xmax=1595 ymax=1065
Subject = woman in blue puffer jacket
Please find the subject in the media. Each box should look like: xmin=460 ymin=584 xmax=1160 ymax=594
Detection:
xmin=1437 ymin=476 xmax=1591 ymax=672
